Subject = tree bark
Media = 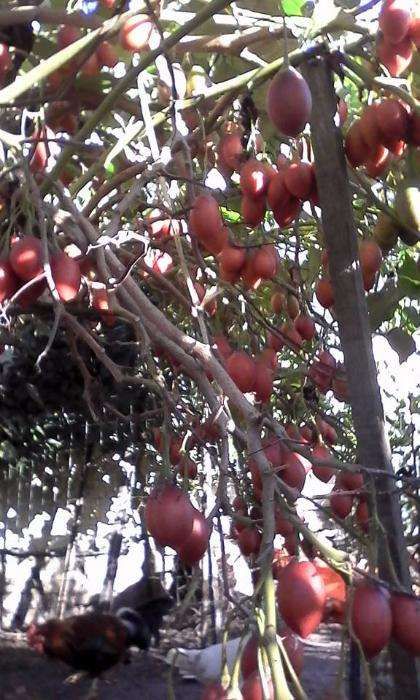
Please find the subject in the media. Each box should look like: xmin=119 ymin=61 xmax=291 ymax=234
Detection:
xmin=303 ymin=56 xmax=419 ymax=697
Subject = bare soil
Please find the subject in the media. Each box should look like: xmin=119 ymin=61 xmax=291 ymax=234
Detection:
xmin=0 ymin=626 xmax=343 ymax=700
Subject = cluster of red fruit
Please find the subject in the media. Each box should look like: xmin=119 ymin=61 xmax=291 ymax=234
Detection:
xmin=0 ymin=236 xmax=81 ymax=308
xmin=145 ymin=483 xmax=210 ymax=567
xmin=377 ymin=1 xmax=419 ymax=77
xmin=345 ymin=98 xmax=419 ymax=178
xmin=315 ymin=236 xmax=383 ymax=312
xmin=202 ymin=560 xmax=419 ymax=699
xmin=48 ymin=14 xmax=153 ymax=85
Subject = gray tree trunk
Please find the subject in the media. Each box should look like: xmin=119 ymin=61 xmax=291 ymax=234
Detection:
xmin=303 ymin=56 xmax=419 ymax=698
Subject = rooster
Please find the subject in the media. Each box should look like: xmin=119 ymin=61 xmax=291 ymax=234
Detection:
xmin=27 ymin=609 xmax=151 ymax=697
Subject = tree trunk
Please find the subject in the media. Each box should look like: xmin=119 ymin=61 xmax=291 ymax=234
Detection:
xmin=303 ymin=56 xmax=419 ymax=697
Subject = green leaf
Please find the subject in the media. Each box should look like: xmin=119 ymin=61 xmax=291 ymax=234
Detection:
xmin=385 ymin=328 xmax=416 ymax=364
xmin=398 ymin=255 xmax=420 ymax=300
xmin=367 ymin=280 xmax=404 ymax=330
xmin=281 ymin=0 xmax=304 ymax=16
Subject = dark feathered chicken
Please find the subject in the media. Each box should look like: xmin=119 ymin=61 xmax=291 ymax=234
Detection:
xmin=111 ymin=576 xmax=173 ymax=646
xmin=27 ymin=609 xmax=150 ymax=676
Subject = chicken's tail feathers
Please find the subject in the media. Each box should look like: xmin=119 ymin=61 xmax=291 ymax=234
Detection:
xmin=116 ymin=608 xmax=151 ymax=650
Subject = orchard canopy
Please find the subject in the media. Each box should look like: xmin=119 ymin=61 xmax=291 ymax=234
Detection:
xmin=0 ymin=0 xmax=419 ymax=698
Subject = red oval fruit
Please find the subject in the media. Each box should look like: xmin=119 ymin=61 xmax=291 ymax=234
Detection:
xmin=218 ymin=132 xmax=243 ymax=172
xmin=408 ymin=16 xmax=420 ymax=48
xmin=242 ymin=195 xmax=266 ymax=227
xmin=359 ymin=239 xmax=383 ymax=275
xmin=280 ymin=322 xmax=303 ymax=352
xmin=201 ymin=683 xmax=228 ymax=700
xmin=178 ymin=508 xmax=210 ymax=566
xmin=315 ymin=561 xmax=347 ymax=624
xmin=0 ymin=260 xmax=19 ymax=302
xmin=330 ymin=490 xmax=353 ymax=519
xmin=0 ymin=43 xmax=12 ymax=78
xmin=345 ymin=120 xmax=369 ymax=168
xmin=10 ymin=236 xmax=43 ymax=282
xmin=365 ymin=144 xmax=390 ymax=178
xmin=189 ymin=194 xmax=226 ymax=255
xmin=379 ymin=1 xmax=411 ymax=45
xmin=240 ymin=159 xmax=270 ymax=199
xmin=359 ymin=104 xmax=382 ymax=150
xmin=267 ymin=329 xmax=284 ymax=352
xmin=284 ymin=161 xmax=314 ymax=200
xmin=312 ymin=442 xmax=336 ymax=482
xmin=241 ymin=671 xmax=273 ymax=700
xmin=286 ymin=293 xmax=300 ymax=320
xmin=81 ymin=52 xmax=99 ymax=76
xmin=119 ymin=14 xmax=153 ymax=52
xmin=241 ymin=635 xmax=263 ymax=680
xmin=145 ymin=483 xmax=194 ymax=550
xmin=267 ymin=67 xmax=312 ymax=137
xmin=275 ymin=508 xmax=294 ymax=536
xmin=294 ymin=314 xmax=315 ymax=341
xmin=377 ymin=35 xmax=413 ymax=77
xmin=277 ymin=560 xmax=326 ymax=638
xmin=315 ymin=278 xmax=334 ymax=309
xmin=376 ymin=99 xmax=409 ymax=147
xmin=272 ymin=195 xmax=301 ymax=228
xmin=280 ymin=451 xmax=307 ymax=492
xmin=281 ymin=627 xmax=304 ymax=676
xmin=177 ymin=456 xmax=198 ymax=480
xmin=238 ymin=527 xmax=262 ymax=557
xmin=337 ymin=470 xmax=363 ymax=492
xmin=213 ymin=334 xmax=232 ymax=362
xmin=57 ymin=25 xmax=80 ymax=49
xmin=351 ymin=584 xmax=392 ymax=658
xmin=97 ymin=41 xmax=118 ymax=68
xmin=355 ymin=499 xmax=369 ymax=532
xmin=226 ymin=351 xmax=256 ymax=393
xmin=390 ymin=593 xmax=420 ymax=656
xmin=254 ymin=362 xmax=273 ymax=403
xmin=252 ymin=246 xmax=278 ymax=280
xmin=267 ymin=172 xmax=289 ymax=211
xmin=258 ymin=348 xmax=278 ymax=370
xmin=50 ymin=251 xmax=81 ymax=302
xmin=271 ymin=290 xmax=285 ymax=314
xmin=218 ymin=245 xmax=246 ymax=274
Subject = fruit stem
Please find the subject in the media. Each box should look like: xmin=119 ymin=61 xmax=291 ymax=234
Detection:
xmin=263 ymin=568 xmax=293 ymax=700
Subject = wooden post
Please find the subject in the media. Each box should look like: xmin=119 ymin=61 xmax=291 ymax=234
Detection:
xmin=302 ymin=56 xmax=419 ymax=697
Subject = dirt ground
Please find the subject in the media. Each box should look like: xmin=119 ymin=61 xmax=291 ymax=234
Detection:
xmin=0 ymin=626 xmax=343 ymax=700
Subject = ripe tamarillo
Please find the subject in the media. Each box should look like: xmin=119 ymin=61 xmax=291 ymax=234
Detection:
xmin=238 ymin=527 xmax=262 ymax=557
xmin=226 ymin=351 xmax=256 ymax=393
xmin=390 ymin=593 xmax=420 ymax=656
xmin=377 ymin=35 xmax=413 ymax=77
xmin=375 ymin=99 xmax=409 ymax=147
xmin=10 ymin=236 xmax=44 ymax=281
xmin=177 ymin=508 xmax=210 ymax=566
xmin=119 ymin=15 xmax=153 ymax=52
xmin=276 ymin=560 xmax=326 ymax=638
xmin=242 ymin=194 xmax=266 ymax=227
xmin=294 ymin=314 xmax=315 ymax=341
xmin=312 ymin=442 xmax=336 ymax=482
xmin=201 ymin=683 xmax=228 ymax=699
xmin=145 ymin=483 xmax=194 ymax=550
xmin=189 ymin=194 xmax=227 ymax=255
xmin=351 ymin=583 xmax=392 ymax=658
xmin=254 ymin=362 xmax=273 ymax=403
xmin=345 ymin=120 xmax=369 ymax=168
xmin=0 ymin=260 xmax=19 ymax=302
xmin=240 ymin=159 xmax=271 ymax=199
xmin=50 ymin=251 xmax=81 ymax=302
xmin=284 ymin=161 xmax=315 ymax=200
xmin=241 ymin=671 xmax=274 ymax=700
xmin=252 ymin=245 xmax=278 ymax=280
xmin=217 ymin=132 xmax=243 ymax=172
xmin=330 ymin=490 xmax=353 ymax=519
xmin=315 ymin=278 xmax=334 ymax=309
xmin=379 ymin=1 xmax=411 ymax=45
xmin=267 ymin=67 xmax=312 ymax=137
xmin=218 ymin=245 xmax=246 ymax=275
